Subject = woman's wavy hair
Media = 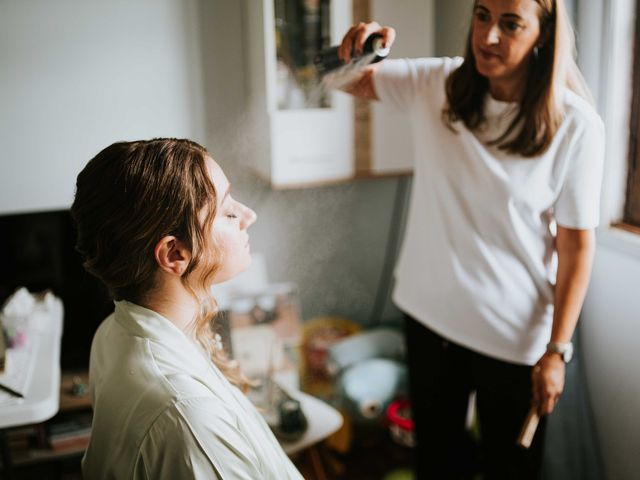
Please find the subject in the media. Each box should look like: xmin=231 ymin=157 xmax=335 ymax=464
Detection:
xmin=443 ymin=0 xmax=592 ymax=157
xmin=70 ymin=138 xmax=250 ymax=390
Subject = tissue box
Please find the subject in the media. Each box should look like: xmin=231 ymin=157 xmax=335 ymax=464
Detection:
xmin=0 ymin=287 xmax=35 ymax=348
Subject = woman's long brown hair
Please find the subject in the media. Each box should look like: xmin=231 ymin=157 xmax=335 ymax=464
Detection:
xmin=71 ymin=138 xmax=250 ymax=390
xmin=443 ymin=0 xmax=592 ymax=157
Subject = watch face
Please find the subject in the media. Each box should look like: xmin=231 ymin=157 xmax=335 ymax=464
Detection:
xmin=547 ymin=342 xmax=573 ymax=363
xmin=563 ymin=349 xmax=573 ymax=363
xmin=561 ymin=345 xmax=573 ymax=363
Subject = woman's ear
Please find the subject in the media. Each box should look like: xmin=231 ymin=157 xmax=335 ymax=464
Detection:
xmin=154 ymin=236 xmax=191 ymax=276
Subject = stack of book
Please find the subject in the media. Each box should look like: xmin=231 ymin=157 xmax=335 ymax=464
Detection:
xmin=46 ymin=412 xmax=92 ymax=452
xmin=5 ymin=424 xmax=46 ymax=457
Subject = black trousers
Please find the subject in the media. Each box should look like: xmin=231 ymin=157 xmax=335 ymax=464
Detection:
xmin=404 ymin=315 xmax=547 ymax=480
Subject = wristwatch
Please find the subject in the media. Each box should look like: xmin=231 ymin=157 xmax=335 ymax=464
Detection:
xmin=546 ymin=341 xmax=574 ymax=363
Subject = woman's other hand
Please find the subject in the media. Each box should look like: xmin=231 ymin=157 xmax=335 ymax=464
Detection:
xmin=532 ymin=352 xmax=565 ymax=416
xmin=338 ymin=21 xmax=396 ymax=64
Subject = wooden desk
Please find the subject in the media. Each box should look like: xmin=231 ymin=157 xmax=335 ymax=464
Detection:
xmin=0 ymin=296 xmax=63 ymax=428
xmin=59 ymin=371 xmax=91 ymax=412
xmin=0 ymin=296 xmax=63 ymax=479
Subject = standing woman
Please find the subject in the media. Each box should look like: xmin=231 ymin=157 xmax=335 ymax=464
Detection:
xmin=337 ymin=0 xmax=603 ymax=478
xmin=71 ymin=139 xmax=303 ymax=479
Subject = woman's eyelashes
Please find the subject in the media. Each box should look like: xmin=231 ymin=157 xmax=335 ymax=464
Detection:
xmin=501 ymin=20 xmax=523 ymax=32
xmin=474 ymin=10 xmax=524 ymax=33
xmin=475 ymin=11 xmax=490 ymax=22
xmin=223 ymin=196 xmax=238 ymax=219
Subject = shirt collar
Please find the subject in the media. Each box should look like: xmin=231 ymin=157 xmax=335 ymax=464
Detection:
xmin=113 ymin=300 xmax=208 ymax=362
xmin=112 ymin=300 xmax=243 ymax=405
xmin=485 ymin=94 xmax=518 ymax=118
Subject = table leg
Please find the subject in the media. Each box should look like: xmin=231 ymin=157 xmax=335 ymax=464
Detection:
xmin=0 ymin=428 xmax=15 ymax=480
xmin=308 ymin=445 xmax=328 ymax=480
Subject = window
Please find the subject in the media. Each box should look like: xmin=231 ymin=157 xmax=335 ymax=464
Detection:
xmin=623 ymin=0 xmax=640 ymax=230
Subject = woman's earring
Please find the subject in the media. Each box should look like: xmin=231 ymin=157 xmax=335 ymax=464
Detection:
xmin=533 ymin=45 xmax=540 ymax=60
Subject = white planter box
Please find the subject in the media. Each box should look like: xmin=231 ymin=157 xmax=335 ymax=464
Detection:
xmin=243 ymin=0 xmax=354 ymax=187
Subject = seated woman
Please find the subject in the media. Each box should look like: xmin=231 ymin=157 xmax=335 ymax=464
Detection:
xmin=71 ymin=138 xmax=303 ymax=479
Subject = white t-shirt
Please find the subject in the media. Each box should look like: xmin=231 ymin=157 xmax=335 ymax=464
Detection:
xmin=374 ymin=57 xmax=605 ymax=365
xmin=82 ymin=301 xmax=303 ymax=480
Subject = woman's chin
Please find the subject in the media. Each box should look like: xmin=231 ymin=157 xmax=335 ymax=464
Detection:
xmin=476 ymin=64 xmax=494 ymax=79
xmin=475 ymin=60 xmax=504 ymax=80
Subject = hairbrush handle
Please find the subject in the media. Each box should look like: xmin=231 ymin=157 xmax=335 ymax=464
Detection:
xmin=517 ymin=405 xmax=540 ymax=449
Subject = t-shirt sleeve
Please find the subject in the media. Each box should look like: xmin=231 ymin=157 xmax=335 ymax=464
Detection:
xmin=373 ymin=56 xmax=462 ymax=111
xmin=137 ymin=398 xmax=263 ymax=480
xmin=554 ymin=112 xmax=606 ymax=229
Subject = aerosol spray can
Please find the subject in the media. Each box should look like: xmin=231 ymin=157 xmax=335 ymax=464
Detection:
xmin=314 ymin=33 xmax=391 ymax=75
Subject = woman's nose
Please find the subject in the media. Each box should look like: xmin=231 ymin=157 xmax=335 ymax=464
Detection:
xmin=485 ymin=24 xmax=500 ymax=45
xmin=241 ymin=204 xmax=257 ymax=229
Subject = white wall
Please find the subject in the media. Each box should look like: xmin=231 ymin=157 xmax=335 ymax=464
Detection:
xmin=370 ymin=0 xmax=434 ymax=174
xmin=434 ymin=0 xmax=470 ymax=57
xmin=576 ymin=0 xmax=640 ymax=478
xmin=581 ymin=239 xmax=640 ymax=480
xmin=0 ymin=0 xmax=207 ymax=215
